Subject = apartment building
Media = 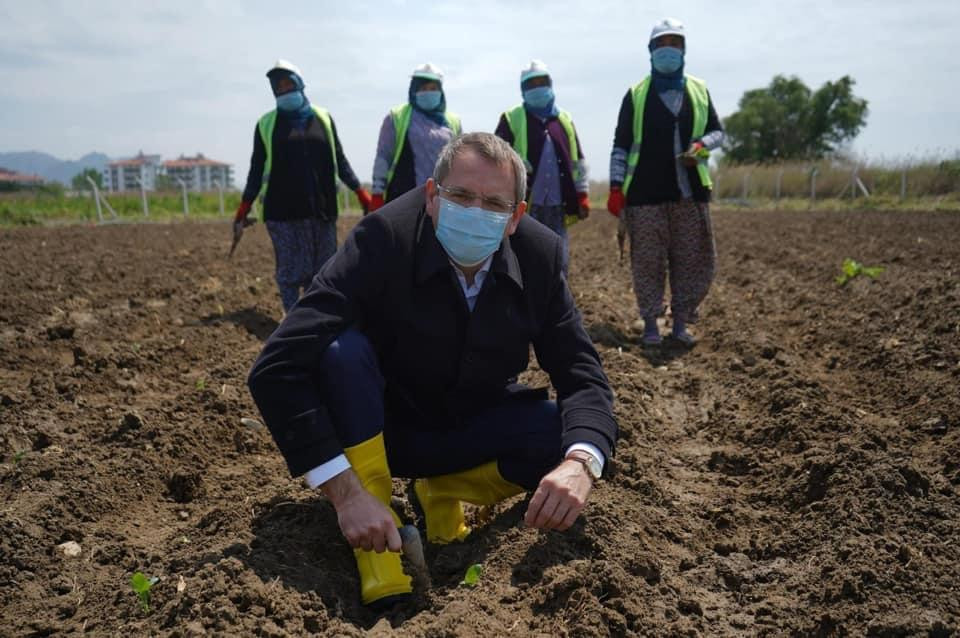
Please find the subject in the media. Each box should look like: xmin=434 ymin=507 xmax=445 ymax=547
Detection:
xmin=163 ymin=154 xmax=233 ymax=192
xmin=103 ymin=152 xmax=162 ymax=192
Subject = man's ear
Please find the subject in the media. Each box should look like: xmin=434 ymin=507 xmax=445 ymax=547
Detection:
xmin=425 ymin=178 xmax=440 ymax=219
xmin=506 ymin=200 xmax=527 ymax=236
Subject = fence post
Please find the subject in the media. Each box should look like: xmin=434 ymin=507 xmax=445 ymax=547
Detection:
xmin=741 ymin=172 xmax=750 ymax=202
xmin=213 ymin=179 xmax=224 ymax=216
xmin=810 ymin=167 xmax=818 ymax=204
xmin=775 ymin=168 xmax=783 ymax=207
xmin=176 ymin=178 xmax=189 ymax=217
xmin=850 ymin=166 xmax=858 ymax=199
xmin=86 ymin=176 xmax=103 ymax=223
xmin=136 ymin=177 xmax=149 ymax=217
xmin=900 ymin=167 xmax=907 ymax=200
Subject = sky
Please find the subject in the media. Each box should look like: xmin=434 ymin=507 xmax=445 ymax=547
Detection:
xmin=1 ymin=0 xmax=958 ymax=187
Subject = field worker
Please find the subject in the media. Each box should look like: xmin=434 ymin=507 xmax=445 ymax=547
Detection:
xmin=606 ymin=18 xmax=724 ymax=346
xmin=367 ymin=63 xmax=462 ymax=212
xmin=495 ymin=60 xmax=590 ymax=276
xmin=233 ymin=60 xmax=373 ymax=313
xmin=248 ymin=132 xmax=618 ymax=609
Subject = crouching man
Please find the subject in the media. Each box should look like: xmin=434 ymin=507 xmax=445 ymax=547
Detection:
xmin=248 ymin=132 xmax=618 ymax=608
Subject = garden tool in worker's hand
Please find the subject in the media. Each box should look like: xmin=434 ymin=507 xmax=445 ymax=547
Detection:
xmin=229 ymin=217 xmax=256 ymax=259
xmin=617 ymin=215 xmax=627 ymax=264
xmin=677 ymin=141 xmax=710 ymax=167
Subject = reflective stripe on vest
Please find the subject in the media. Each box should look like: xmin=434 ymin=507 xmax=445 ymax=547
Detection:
xmin=504 ymin=105 xmax=580 ymax=181
xmin=385 ymin=104 xmax=462 ymax=187
xmin=621 ymin=75 xmax=712 ymax=197
xmin=257 ymin=106 xmax=337 ymax=203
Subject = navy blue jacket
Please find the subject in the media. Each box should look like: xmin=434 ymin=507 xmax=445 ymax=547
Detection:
xmin=247 ymin=186 xmax=618 ymax=476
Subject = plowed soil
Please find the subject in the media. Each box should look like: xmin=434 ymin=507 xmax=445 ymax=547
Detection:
xmin=1 ymin=208 xmax=958 ymax=637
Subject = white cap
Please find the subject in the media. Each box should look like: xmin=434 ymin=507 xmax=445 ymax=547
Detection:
xmin=649 ymin=17 xmax=685 ymax=43
xmin=412 ymin=63 xmax=444 ymax=82
xmin=266 ymin=59 xmax=303 ymax=78
xmin=520 ymin=59 xmax=550 ymax=84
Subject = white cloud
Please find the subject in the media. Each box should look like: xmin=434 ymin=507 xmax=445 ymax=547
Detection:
xmin=1 ymin=0 xmax=957 ymax=182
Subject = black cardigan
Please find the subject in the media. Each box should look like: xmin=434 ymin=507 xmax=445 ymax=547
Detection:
xmin=240 ymin=112 xmax=361 ymax=221
xmin=612 ymin=84 xmax=722 ymax=205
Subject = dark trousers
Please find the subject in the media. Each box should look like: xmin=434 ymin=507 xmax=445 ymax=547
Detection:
xmin=317 ymin=329 xmax=562 ymax=490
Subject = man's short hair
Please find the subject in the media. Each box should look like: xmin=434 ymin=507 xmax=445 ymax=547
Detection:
xmin=433 ymin=132 xmax=527 ymax=206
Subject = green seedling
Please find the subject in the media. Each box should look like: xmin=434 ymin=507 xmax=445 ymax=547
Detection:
xmin=460 ymin=563 xmax=482 ymax=587
xmin=836 ymin=258 xmax=885 ymax=286
xmin=130 ymin=572 xmax=158 ymax=612
xmin=194 ymin=378 xmax=206 ymax=390
xmin=13 ymin=450 xmax=27 ymax=465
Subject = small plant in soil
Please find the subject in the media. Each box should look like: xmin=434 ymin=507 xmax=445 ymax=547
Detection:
xmin=836 ymin=258 xmax=885 ymax=286
xmin=130 ymin=572 xmax=158 ymax=612
xmin=460 ymin=563 xmax=482 ymax=587
xmin=194 ymin=378 xmax=206 ymax=390
xmin=12 ymin=450 xmax=27 ymax=465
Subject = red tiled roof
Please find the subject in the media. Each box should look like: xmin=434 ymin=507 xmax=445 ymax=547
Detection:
xmin=163 ymin=157 xmax=229 ymax=168
xmin=0 ymin=168 xmax=44 ymax=183
xmin=108 ymin=155 xmax=160 ymax=167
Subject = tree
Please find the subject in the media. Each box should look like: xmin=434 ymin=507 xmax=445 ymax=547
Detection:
xmin=722 ymin=75 xmax=868 ymax=163
xmin=72 ymin=168 xmax=103 ymax=191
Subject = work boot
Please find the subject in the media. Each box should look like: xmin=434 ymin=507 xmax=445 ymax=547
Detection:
xmin=671 ymin=318 xmax=696 ymax=346
xmin=642 ymin=315 xmax=662 ymax=346
xmin=342 ymin=433 xmax=412 ymax=608
xmin=413 ymin=461 xmax=524 ymax=544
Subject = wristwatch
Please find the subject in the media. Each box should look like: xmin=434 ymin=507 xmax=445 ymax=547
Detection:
xmin=566 ymin=451 xmax=602 ymax=481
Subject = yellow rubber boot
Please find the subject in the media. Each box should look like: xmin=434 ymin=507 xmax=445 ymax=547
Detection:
xmin=342 ymin=433 xmax=412 ymax=607
xmin=414 ymin=461 xmax=525 ymax=544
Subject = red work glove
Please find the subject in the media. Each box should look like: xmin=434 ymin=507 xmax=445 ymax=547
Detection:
xmin=234 ymin=200 xmax=252 ymax=222
xmin=682 ymin=141 xmax=706 ymax=167
xmin=355 ymin=188 xmax=373 ymax=215
xmin=577 ymin=191 xmax=590 ymax=219
xmin=606 ymin=187 xmax=625 ymax=217
xmin=369 ymin=193 xmax=385 ymax=212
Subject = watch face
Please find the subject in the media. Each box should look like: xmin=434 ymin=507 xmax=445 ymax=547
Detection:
xmin=586 ymin=457 xmax=602 ymax=479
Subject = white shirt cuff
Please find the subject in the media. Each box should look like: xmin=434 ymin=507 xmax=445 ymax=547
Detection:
xmin=303 ymin=454 xmax=350 ymax=489
xmin=565 ymin=442 xmax=605 ymax=473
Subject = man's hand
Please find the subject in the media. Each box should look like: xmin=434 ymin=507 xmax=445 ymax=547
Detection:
xmin=322 ymin=469 xmax=402 ymax=553
xmin=523 ymin=458 xmax=593 ymax=531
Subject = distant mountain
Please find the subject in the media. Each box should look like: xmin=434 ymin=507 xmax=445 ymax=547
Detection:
xmin=0 ymin=151 xmax=111 ymax=185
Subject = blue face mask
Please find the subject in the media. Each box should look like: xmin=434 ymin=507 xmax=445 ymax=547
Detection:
xmin=523 ymin=86 xmax=554 ymax=109
xmin=415 ymin=90 xmax=442 ymax=111
xmin=652 ymin=47 xmax=684 ymax=74
xmin=276 ymin=91 xmax=305 ymax=111
xmin=434 ymin=197 xmax=512 ymax=267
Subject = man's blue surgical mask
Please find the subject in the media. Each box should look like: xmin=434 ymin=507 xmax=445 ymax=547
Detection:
xmin=435 ymin=197 xmax=511 ymax=267
xmin=276 ymin=91 xmax=305 ymax=111
xmin=523 ymin=86 xmax=554 ymax=109
xmin=651 ymin=47 xmax=684 ymax=74
xmin=415 ymin=90 xmax=443 ymax=111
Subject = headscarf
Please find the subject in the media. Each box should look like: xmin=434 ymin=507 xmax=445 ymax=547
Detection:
xmin=270 ymin=70 xmax=314 ymax=127
xmin=408 ymin=76 xmax=448 ymax=126
xmin=649 ymin=39 xmax=685 ymax=93
xmin=521 ymin=76 xmax=559 ymax=119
